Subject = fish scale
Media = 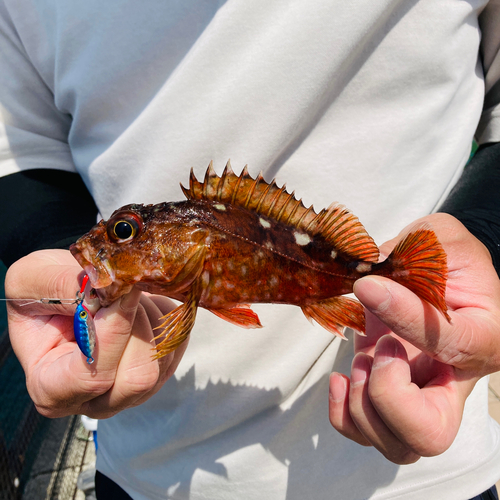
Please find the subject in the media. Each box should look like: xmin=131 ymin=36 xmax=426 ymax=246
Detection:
xmin=70 ymin=162 xmax=449 ymax=359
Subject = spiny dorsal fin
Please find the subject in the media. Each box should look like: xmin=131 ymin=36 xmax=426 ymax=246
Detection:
xmin=181 ymin=161 xmax=379 ymax=262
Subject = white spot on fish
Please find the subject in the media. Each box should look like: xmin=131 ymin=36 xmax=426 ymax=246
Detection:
xmin=212 ymin=296 xmax=223 ymax=306
xmin=264 ymin=241 xmax=274 ymax=250
xmin=254 ymin=251 xmax=265 ymax=264
xmin=227 ymin=260 xmax=235 ymax=271
xmin=259 ymin=217 xmax=271 ymax=228
xmin=215 ymin=262 xmax=223 ymax=274
xmin=269 ymin=276 xmax=279 ymax=287
xmin=214 ymin=204 xmax=226 ymax=211
xmin=356 ymin=262 xmax=372 ymax=273
xmin=241 ymin=265 xmax=248 ymax=276
xmin=202 ymin=271 xmax=210 ymax=286
xmin=214 ymin=279 xmax=223 ymax=289
xmin=225 ymin=282 xmax=235 ymax=290
xmin=331 ymin=250 xmax=337 ymax=259
xmin=294 ymin=231 xmax=311 ymax=246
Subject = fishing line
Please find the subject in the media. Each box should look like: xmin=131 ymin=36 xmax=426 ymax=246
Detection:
xmin=1 ymin=274 xmax=96 ymax=364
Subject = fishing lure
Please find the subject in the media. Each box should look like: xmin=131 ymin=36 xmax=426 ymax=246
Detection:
xmin=1 ymin=275 xmax=96 ymax=364
xmin=73 ymin=275 xmax=96 ymax=364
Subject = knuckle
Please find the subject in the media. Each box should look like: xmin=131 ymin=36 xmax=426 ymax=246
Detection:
xmin=82 ymin=377 xmax=116 ymax=397
xmin=34 ymin=404 xmax=66 ymax=419
xmin=389 ymin=449 xmax=421 ymax=465
xmin=122 ymin=363 xmax=160 ymax=396
xmin=367 ymin=382 xmax=389 ymax=404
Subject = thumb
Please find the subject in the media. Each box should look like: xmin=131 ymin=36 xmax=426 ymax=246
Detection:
xmin=78 ymin=287 xmax=143 ymax=370
xmin=353 ymin=276 xmax=451 ymax=359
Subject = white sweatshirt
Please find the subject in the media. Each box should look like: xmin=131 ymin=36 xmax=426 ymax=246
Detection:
xmin=1 ymin=1 xmax=500 ymax=498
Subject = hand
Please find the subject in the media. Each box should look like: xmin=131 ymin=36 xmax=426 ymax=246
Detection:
xmin=6 ymin=249 xmax=186 ymax=419
xmin=328 ymin=213 xmax=500 ymax=464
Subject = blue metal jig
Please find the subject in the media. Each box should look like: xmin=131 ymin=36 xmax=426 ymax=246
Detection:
xmin=73 ymin=275 xmax=96 ymax=364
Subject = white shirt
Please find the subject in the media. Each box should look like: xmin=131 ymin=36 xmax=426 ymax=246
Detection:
xmin=1 ymin=1 xmax=500 ymax=498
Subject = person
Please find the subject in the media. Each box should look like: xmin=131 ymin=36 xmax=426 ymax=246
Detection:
xmin=1 ymin=1 xmax=500 ymax=499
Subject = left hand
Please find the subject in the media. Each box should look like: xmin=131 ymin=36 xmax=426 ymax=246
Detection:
xmin=328 ymin=213 xmax=500 ymax=464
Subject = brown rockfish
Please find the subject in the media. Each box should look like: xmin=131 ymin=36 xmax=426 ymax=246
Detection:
xmin=70 ymin=162 xmax=449 ymax=358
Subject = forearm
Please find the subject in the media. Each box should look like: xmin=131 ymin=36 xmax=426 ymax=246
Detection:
xmin=0 ymin=169 xmax=98 ymax=266
xmin=439 ymin=142 xmax=500 ymax=276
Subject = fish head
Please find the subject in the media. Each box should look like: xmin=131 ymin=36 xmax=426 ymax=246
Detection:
xmin=70 ymin=203 xmax=208 ymax=306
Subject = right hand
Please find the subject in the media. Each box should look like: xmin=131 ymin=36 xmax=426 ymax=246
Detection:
xmin=5 ymin=249 xmax=186 ymax=419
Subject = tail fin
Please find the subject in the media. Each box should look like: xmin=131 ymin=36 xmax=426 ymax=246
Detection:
xmin=376 ymin=227 xmax=450 ymax=321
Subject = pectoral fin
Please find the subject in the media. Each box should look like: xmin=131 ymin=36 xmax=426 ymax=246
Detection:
xmin=152 ymin=273 xmax=203 ymax=359
xmin=301 ymin=296 xmax=365 ymax=338
xmin=208 ymin=304 xmax=262 ymax=329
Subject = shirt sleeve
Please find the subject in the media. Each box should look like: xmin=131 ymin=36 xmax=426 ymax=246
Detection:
xmin=439 ymin=2 xmax=500 ymax=276
xmin=0 ymin=0 xmax=75 ymax=178
xmin=439 ymin=142 xmax=500 ymax=276
xmin=475 ymin=0 xmax=500 ymax=144
xmin=0 ymin=2 xmax=97 ymax=266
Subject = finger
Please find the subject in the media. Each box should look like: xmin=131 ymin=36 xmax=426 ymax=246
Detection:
xmin=83 ymin=295 xmax=188 ymax=416
xmin=368 ymin=335 xmax=465 ymax=457
xmin=355 ymin=308 xmax=424 ymax=365
xmin=347 ymin=350 xmax=421 ymax=464
xmin=6 ymin=251 xmax=85 ymax=317
xmin=144 ymin=295 xmax=189 ymax=382
xmin=328 ymin=372 xmax=371 ymax=447
xmin=352 ymin=275 xmax=497 ymax=373
xmin=82 ymin=299 xmax=161 ymax=417
xmin=31 ymin=288 xmax=143 ymax=416
xmin=354 ymin=308 xmax=391 ymax=355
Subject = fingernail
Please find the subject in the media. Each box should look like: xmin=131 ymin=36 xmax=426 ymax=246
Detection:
xmin=373 ymin=335 xmax=397 ymax=369
xmin=351 ymin=366 xmax=367 ymax=387
xmin=353 ymin=277 xmax=391 ymax=313
xmin=329 ymin=373 xmax=346 ymax=402
xmin=351 ymin=355 xmax=370 ymax=387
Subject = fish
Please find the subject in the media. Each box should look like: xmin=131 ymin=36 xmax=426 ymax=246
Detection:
xmin=70 ymin=161 xmax=449 ymax=359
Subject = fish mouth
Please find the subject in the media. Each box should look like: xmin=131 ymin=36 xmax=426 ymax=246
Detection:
xmin=70 ymin=243 xmax=114 ymax=289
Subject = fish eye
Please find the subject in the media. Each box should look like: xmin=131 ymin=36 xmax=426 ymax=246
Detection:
xmin=107 ymin=212 xmax=143 ymax=243
xmin=79 ymin=310 xmax=88 ymax=319
xmin=114 ymin=220 xmax=136 ymax=240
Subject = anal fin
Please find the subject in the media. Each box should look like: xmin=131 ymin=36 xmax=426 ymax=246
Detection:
xmin=301 ymin=296 xmax=365 ymax=338
xmin=208 ymin=304 xmax=262 ymax=329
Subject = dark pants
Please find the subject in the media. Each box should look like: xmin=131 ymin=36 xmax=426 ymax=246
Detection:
xmin=95 ymin=471 xmax=498 ymax=500
xmin=470 ymin=484 xmax=499 ymax=500
xmin=95 ymin=471 xmax=133 ymax=500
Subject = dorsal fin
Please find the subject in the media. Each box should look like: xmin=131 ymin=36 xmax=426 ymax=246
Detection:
xmin=181 ymin=161 xmax=379 ymax=262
